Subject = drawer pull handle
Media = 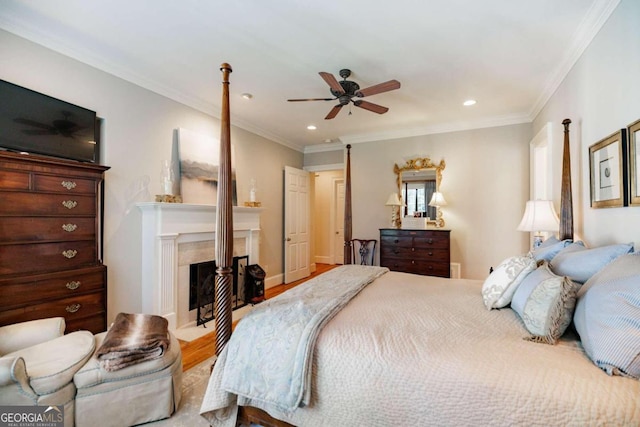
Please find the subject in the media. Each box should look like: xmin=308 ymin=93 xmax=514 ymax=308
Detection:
xmin=62 ymin=249 xmax=78 ymax=259
xmin=394 ymin=239 xmax=399 ymax=243
xmin=427 ymin=239 xmax=434 ymax=244
xmin=66 ymin=281 xmax=81 ymax=290
xmin=66 ymin=303 xmax=81 ymax=313
xmin=393 ymin=249 xmax=399 ymax=254
xmin=411 ymin=247 xmax=415 ymax=252
xmin=62 ymin=223 xmax=78 ymax=232
xmin=61 ymin=180 xmax=77 ymax=190
xmin=62 ymin=200 xmax=78 ymax=209
xmin=412 ymin=260 xmax=415 ymax=264
xmin=428 ymin=252 xmax=434 ymax=256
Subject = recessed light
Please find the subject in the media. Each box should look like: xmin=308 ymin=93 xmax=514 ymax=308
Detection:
xmin=241 ymin=93 xmax=253 ymax=100
xmin=463 ymin=99 xmax=476 ymax=106
xmin=307 ymin=125 xmax=317 ymax=130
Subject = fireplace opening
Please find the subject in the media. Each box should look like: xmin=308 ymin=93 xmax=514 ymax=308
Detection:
xmin=189 ymin=255 xmax=249 ymax=326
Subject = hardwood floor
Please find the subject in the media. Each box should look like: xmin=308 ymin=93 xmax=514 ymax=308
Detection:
xmin=179 ymin=263 xmax=337 ymax=371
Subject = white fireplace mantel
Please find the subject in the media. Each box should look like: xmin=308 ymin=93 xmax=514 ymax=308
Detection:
xmin=137 ymin=202 xmax=263 ymax=329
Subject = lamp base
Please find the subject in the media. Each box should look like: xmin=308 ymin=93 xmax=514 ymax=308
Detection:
xmin=532 ymin=234 xmax=544 ymax=249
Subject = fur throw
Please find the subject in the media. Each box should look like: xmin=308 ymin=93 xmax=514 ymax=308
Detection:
xmin=96 ymin=313 xmax=170 ymax=371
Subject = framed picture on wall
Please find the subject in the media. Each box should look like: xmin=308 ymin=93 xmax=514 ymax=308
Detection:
xmin=589 ymin=129 xmax=627 ymax=208
xmin=627 ymin=119 xmax=640 ymax=206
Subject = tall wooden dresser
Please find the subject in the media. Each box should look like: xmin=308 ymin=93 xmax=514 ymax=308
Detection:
xmin=380 ymin=228 xmax=451 ymax=278
xmin=0 ymin=152 xmax=109 ymax=334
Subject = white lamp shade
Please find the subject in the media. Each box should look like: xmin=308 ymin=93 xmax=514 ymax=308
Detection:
xmin=385 ymin=193 xmax=402 ymax=206
xmin=428 ymin=192 xmax=447 ymax=207
xmin=517 ymin=200 xmax=559 ymax=232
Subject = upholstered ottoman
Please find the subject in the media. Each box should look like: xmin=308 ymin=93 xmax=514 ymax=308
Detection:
xmin=73 ymin=330 xmax=182 ymax=427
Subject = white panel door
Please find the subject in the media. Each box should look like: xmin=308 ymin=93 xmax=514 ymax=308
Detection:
xmin=284 ymin=166 xmax=310 ymax=283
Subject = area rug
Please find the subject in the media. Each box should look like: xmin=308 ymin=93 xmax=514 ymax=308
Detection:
xmin=149 ymin=355 xmax=216 ymax=426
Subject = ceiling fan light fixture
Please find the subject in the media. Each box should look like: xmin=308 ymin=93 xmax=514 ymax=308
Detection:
xmin=463 ymin=99 xmax=477 ymax=106
xmin=241 ymin=93 xmax=253 ymax=100
xmin=307 ymin=125 xmax=317 ymax=130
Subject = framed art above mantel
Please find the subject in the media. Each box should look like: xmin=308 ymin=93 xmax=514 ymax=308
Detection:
xmin=589 ymin=129 xmax=627 ymax=208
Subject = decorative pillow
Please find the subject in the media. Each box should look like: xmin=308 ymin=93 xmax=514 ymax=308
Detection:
xmin=550 ymin=242 xmax=633 ymax=283
xmin=511 ymin=261 xmax=579 ymax=344
xmin=482 ymin=254 xmax=536 ymax=310
xmin=574 ymin=253 xmax=640 ymax=378
xmin=531 ymin=237 xmax=572 ymax=262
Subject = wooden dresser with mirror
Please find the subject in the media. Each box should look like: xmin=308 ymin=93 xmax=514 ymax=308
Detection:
xmin=382 ymin=155 xmax=450 ymax=277
xmin=0 ymin=151 xmax=109 ymax=334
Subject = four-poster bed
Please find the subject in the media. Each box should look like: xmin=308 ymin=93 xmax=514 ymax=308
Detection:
xmin=203 ymin=65 xmax=640 ymax=426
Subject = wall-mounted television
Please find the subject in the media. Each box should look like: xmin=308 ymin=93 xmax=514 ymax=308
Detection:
xmin=0 ymin=79 xmax=100 ymax=163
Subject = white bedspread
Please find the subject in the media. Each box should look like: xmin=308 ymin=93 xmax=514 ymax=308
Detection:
xmin=201 ymin=270 xmax=640 ymax=426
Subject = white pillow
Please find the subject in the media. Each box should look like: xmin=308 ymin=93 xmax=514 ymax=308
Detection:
xmin=482 ymin=254 xmax=536 ymax=309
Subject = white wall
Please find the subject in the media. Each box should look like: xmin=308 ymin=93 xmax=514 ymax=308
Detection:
xmin=533 ymin=0 xmax=640 ymax=248
xmin=314 ymin=123 xmax=532 ymax=280
xmin=0 ymin=29 xmax=303 ymax=324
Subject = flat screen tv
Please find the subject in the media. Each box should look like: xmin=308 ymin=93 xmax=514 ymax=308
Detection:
xmin=0 ymin=79 xmax=99 ymax=163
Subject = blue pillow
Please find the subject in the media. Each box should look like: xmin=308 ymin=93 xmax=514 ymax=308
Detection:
xmin=511 ymin=261 xmax=579 ymax=344
xmin=531 ymin=237 xmax=572 ymax=262
xmin=574 ymin=253 xmax=640 ymax=378
xmin=550 ymin=242 xmax=633 ymax=283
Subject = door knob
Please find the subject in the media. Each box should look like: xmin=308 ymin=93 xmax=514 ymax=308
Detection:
xmin=286 ymin=237 xmax=292 ymax=242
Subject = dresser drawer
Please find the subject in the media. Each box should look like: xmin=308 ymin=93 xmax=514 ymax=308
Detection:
xmin=0 ymin=192 xmax=96 ymax=216
xmin=414 ymin=235 xmax=449 ymax=249
xmin=0 ymin=266 xmax=105 ymax=309
xmin=0 ymin=241 xmax=97 ymax=276
xmin=0 ymin=291 xmax=105 ymax=329
xmin=0 ymin=169 xmax=30 ymax=190
xmin=381 ymin=258 xmax=450 ymax=277
xmin=33 ymin=174 xmax=97 ymax=194
xmin=381 ymin=246 xmax=449 ymax=260
xmin=66 ymin=313 xmax=106 ymax=334
xmin=0 ymin=217 xmax=96 ymax=243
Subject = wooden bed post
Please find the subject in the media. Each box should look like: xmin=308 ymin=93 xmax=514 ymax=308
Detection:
xmin=214 ymin=63 xmax=234 ymax=356
xmin=344 ymin=144 xmax=353 ymax=265
xmin=560 ymin=119 xmax=574 ymax=241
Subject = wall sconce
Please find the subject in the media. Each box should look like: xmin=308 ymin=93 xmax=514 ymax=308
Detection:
xmin=428 ymin=191 xmax=447 ymax=228
xmin=385 ymin=193 xmax=402 ymax=228
xmin=517 ymin=200 xmax=559 ymax=249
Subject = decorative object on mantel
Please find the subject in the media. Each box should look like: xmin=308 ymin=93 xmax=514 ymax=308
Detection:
xmin=385 ymin=193 xmax=402 ymax=228
xmin=244 ymin=178 xmax=260 ymax=207
xmin=517 ymin=200 xmax=559 ymax=249
xmin=428 ymin=191 xmax=447 ymax=228
xmin=155 ymin=194 xmax=183 ymax=203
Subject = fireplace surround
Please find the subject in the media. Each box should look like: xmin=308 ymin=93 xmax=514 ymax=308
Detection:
xmin=137 ymin=202 xmax=262 ymax=330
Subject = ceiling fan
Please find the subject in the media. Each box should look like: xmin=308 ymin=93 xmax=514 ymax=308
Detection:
xmin=288 ymin=69 xmax=401 ymax=120
xmin=14 ymin=111 xmax=85 ymax=138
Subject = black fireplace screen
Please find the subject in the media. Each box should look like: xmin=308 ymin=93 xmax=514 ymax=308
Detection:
xmin=189 ymin=255 xmax=249 ymax=327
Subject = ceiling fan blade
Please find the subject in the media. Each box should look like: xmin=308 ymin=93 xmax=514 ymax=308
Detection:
xmin=355 ymin=79 xmax=401 ymax=98
xmin=353 ymin=99 xmax=389 ymax=114
xmin=325 ymin=104 xmax=343 ymax=120
xmin=22 ymin=129 xmax=58 ymax=135
xmin=287 ymin=97 xmax=335 ymax=102
xmin=13 ymin=117 xmax=56 ymax=131
xmin=319 ymin=72 xmax=345 ymax=95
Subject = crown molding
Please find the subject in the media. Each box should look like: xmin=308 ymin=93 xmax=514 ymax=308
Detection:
xmin=528 ymin=0 xmax=621 ymax=119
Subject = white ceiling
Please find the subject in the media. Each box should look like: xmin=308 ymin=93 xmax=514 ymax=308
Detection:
xmin=0 ymin=0 xmax=619 ymax=152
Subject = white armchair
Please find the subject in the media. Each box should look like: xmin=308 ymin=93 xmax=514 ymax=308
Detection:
xmin=0 ymin=317 xmax=95 ymax=427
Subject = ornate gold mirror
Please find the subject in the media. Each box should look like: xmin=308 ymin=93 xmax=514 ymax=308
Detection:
xmin=393 ymin=157 xmax=446 ymax=228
